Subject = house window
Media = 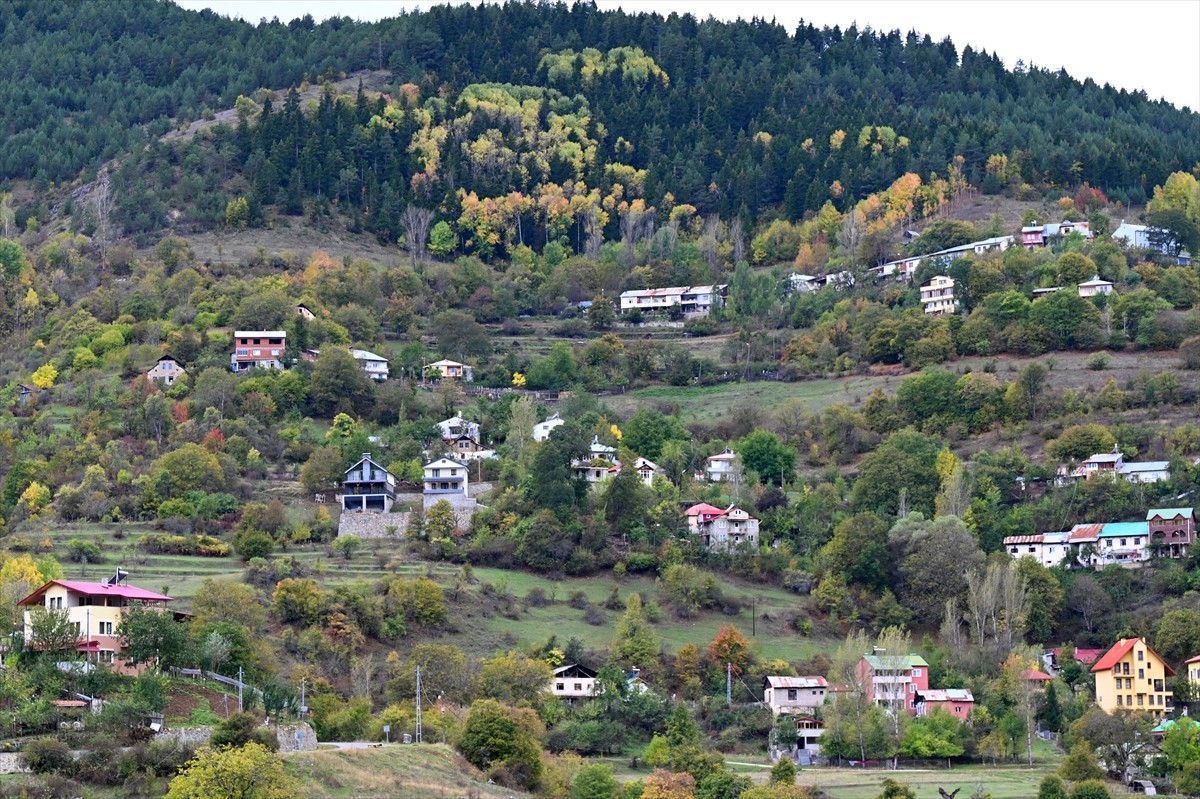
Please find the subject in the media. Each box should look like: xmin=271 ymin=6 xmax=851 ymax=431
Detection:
xmin=574 ymin=683 xmax=582 ymax=691
xmin=1137 ymin=650 xmax=1145 ymax=662
xmin=1137 ymin=695 xmax=1143 ymax=706
xmin=1117 ymin=695 xmax=1123 ymax=706
xmin=556 ymin=683 xmax=564 ymax=691
xmin=99 ymin=651 xmax=114 ymax=664
xmin=1123 ymin=663 xmax=1130 ymax=675
xmin=787 ymin=689 xmax=797 ymax=700
xmin=98 ymin=621 xmax=113 ymax=635
xmin=912 ymin=668 xmax=922 ymax=677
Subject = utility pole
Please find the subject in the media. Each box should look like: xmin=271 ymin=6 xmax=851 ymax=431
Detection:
xmin=751 ymin=598 xmax=756 ymax=637
xmin=726 ymin=662 xmax=732 ymax=707
xmin=238 ymin=666 xmax=244 ymax=713
xmin=300 ymin=678 xmax=306 ymax=718
xmin=414 ymin=665 xmax=423 ymax=743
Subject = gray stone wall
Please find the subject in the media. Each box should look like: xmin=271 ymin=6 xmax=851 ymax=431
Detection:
xmin=0 ymin=753 xmax=30 ymax=775
xmin=337 ymin=511 xmax=407 ymax=539
xmin=157 ymin=721 xmax=318 ymax=752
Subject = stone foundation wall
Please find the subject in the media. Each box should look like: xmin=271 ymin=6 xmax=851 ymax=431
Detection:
xmin=337 ymin=511 xmax=407 ymax=539
xmin=0 ymin=753 xmax=29 ymax=775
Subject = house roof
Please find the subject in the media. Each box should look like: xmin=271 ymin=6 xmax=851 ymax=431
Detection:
xmin=1084 ymin=452 xmax=1122 ymax=463
xmin=686 ymin=503 xmax=725 ymax=518
xmin=424 ymin=457 xmax=467 ymax=468
xmin=764 ymin=676 xmax=828 ymax=689
xmin=1024 ymin=669 xmax=1053 ymax=681
xmin=1003 ymin=535 xmax=1044 ymax=545
xmin=1120 ymin=461 xmax=1169 ymax=473
xmin=863 ymin=654 xmax=928 ymax=670
xmin=427 ymin=359 xmax=466 ymax=368
xmin=1100 ymin=521 xmax=1149 ymax=538
xmin=18 ymin=580 xmax=174 ymax=607
xmin=1186 ymin=654 xmax=1200 ymax=664
xmin=1147 ymin=507 xmax=1194 ymax=520
xmin=553 ymin=664 xmax=597 ymax=679
xmin=156 ymin=354 xmax=181 ymax=364
xmin=1092 ymin=638 xmax=1176 ymax=676
xmin=234 ymin=330 xmax=286 ymax=337
xmin=633 ymin=457 xmax=659 ymax=472
xmin=1077 ymin=277 xmax=1113 ymax=288
xmin=345 ymin=453 xmax=391 ymax=476
xmin=349 ymin=348 xmax=388 ymax=362
xmin=1068 ymin=523 xmax=1104 ymax=543
xmin=1050 ymin=647 xmax=1103 ymax=664
xmin=916 ymin=689 xmax=974 ymax=703
xmin=707 ymin=449 xmax=737 ymax=462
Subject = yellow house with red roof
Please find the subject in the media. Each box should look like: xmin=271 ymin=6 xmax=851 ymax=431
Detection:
xmin=1091 ymin=637 xmax=1174 ymax=716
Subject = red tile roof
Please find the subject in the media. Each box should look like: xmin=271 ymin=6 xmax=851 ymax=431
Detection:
xmin=1186 ymin=655 xmax=1200 ymax=664
xmin=1091 ymin=638 xmax=1176 ymax=676
xmin=685 ymin=503 xmax=726 ymax=518
xmin=1024 ymin=669 xmax=1053 ymax=681
xmin=18 ymin=580 xmax=174 ymax=607
xmin=1051 ymin=647 xmax=1103 ymax=664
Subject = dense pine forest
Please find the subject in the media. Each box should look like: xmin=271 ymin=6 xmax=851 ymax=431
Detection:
xmin=1 ymin=2 xmax=1200 ymax=799
xmin=4 ymin=0 xmax=1200 ymax=234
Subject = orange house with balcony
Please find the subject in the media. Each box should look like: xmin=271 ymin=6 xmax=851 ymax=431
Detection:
xmin=231 ymin=330 xmax=286 ymax=372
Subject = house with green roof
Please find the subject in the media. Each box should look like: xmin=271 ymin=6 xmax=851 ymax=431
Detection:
xmin=1096 ymin=522 xmax=1150 ymax=567
xmin=857 ymin=653 xmax=929 ymax=716
xmin=1146 ymin=507 xmax=1194 ymax=559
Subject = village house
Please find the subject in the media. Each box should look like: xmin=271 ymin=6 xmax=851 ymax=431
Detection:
xmin=1077 ymin=275 xmax=1114 ymax=298
xmin=1003 ymin=531 xmax=1070 ymax=568
xmin=230 ymin=330 xmax=286 ymax=372
xmin=1066 ymin=523 xmax=1104 ymax=568
xmin=1187 ymin=655 xmax=1200 ymax=683
xmin=572 ymin=458 xmax=619 ymax=484
xmin=784 ymin=273 xmax=818 ymax=295
xmin=423 ymin=457 xmax=469 ymax=496
xmin=436 ymin=416 xmax=481 ymax=442
xmin=532 ymin=413 xmax=564 ymax=442
xmin=1032 ymin=286 xmax=1063 ymax=297
xmin=146 ymin=355 xmax=185 ymax=386
xmin=1021 ymin=220 xmax=1092 ymax=249
xmin=16 ymin=383 xmax=37 ymax=407
xmin=295 ymin=303 xmax=316 ymax=320
xmin=18 ymin=575 xmax=176 ymax=675
xmin=425 ymin=359 xmax=473 ymax=381
xmin=857 ymin=653 xmax=929 ymax=716
xmin=685 ymin=503 xmax=760 ymax=550
xmin=340 ymin=453 xmax=396 ymax=513
xmin=1091 ymin=638 xmax=1174 ymax=716
xmin=920 ymin=275 xmax=958 ymax=315
xmin=619 ymin=285 xmax=728 ymax=317
xmin=1067 ymin=448 xmax=1170 ymax=484
xmin=1113 ymin=221 xmax=1192 ymax=264
xmin=913 ymin=688 xmax=974 ymax=720
xmin=550 ymin=664 xmax=598 ymax=701
xmin=763 ymin=676 xmax=829 ymax=715
xmin=1097 ymin=521 xmax=1151 ymax=567
xmin=350 ymin=349 xmax=389 ymax=381
xmin=445 ymin=434 xmax=496 ymax=461
xmin=631 ymin=456 xmax=660 ymax=487
xmin=1147 ymin=507 xmax=1195 ymax=558
xmin=872 ymin=235 xmax=1013 ymax=281
xmin=704 ymin=449 xmax=739 ymax=483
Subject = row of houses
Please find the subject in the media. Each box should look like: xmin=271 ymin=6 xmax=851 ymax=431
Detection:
xmin=1004 ymin=506 xmax=1194 ymax=569
xmin=918 ymin=272 xmax=1114 ymax=316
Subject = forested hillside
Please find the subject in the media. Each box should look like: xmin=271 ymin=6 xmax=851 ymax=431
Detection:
xmin=4 ymin=0 xmax=1200 ymax=231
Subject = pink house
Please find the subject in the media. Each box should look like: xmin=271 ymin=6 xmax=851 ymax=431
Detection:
xmin=914 ymin=688 xmax=974 ymax=720
xmin=857 ymin=653 xmax=929 ymax=716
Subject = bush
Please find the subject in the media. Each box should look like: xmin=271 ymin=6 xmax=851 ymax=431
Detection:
xmin=623 ymin=552 xmax=658 ymax=573
xmin=233 ymin=530 xmax=275 ymax=561
xmin=23 ymin=738 xmax=73 ymax=774
xmin=1085 ymin=351 xmax=1112 ymax=370
xmin=66 ymin=538 xmax=103 ymax=563
xmin=138 ymin=533 xmax=230 ymax=557
xmin=1069 ymin=780 xmax=1111 ymax=799
xmin=210 ymin=712 xmax=278 ymax=751
xmin=157 ymin=498 xmax=197 ymax=519
xmin=1180 ymin=761 xmax=1200 ymax=797
xmin=1181 ymin=336 xmax=1200 ymax=369
xmin=568 ymin=591 xmax=589 ymax=609
xmin=583 ymin=605 xmax=606 ymax=625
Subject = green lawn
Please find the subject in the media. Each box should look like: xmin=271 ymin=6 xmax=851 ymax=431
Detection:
xmin=796 ymin=764 xmax=1063 ymax=799
xmin=607 ymin=375 xmax=896 ymax=423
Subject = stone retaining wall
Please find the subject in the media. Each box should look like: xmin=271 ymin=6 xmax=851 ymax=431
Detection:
xmin=0 ymin=753 xmax=29 ymax=775
xmin=157 ymin=722 xmax=318 ymax=752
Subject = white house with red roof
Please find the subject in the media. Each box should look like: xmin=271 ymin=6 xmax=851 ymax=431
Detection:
xmin=685 ymin=503 xmax=759 ymax=550
xmin=18 ymin=577 xmax=176 ymax=674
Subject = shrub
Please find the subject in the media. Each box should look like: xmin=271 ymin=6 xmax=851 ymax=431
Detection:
xmin=583 ymin=605 xmax=606 ymax=625
xmin=157 ymin=498 xmax=197 ymax=519
xmin=138 ymin=533 xmax=230 ymax=557
xmin=1084 ymin=352 xmax=1112 ymax=370
xmin=210 ymin=712 xmax=278 ymax=751
xmin=568 ymin=591 xmax=589 ymax=610
xmin=66 ymin=538 xmax=103 ymax=563
xmin=525 ymin=588 xmax=548 ymax=607
xmin=233 ymin=530 xmax=275 ymax=561
xmin=1181 ymin=336 xmax=1200 ymax=370
xmin=23 ymin=738 xmax=73 ymax=774
xmin=1179 ymin=761 xmax=1200 ymax=797
xmin=1069 ymin=780 xmax=1111 ymax=799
